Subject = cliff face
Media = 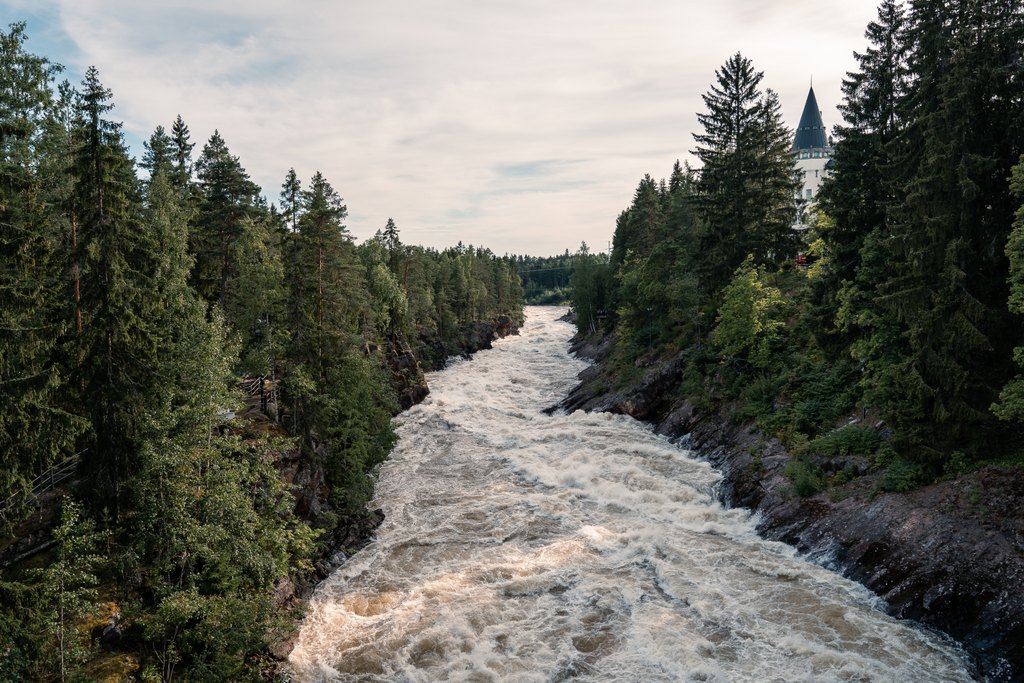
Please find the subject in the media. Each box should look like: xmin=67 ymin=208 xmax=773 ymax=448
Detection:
xmin=558 ymin=334 xmax=1024 ymax=682
xmin=382 ymin=315 xmax=522 ymax=413
xmin=412 ymin=315 xmax=519 ymax=373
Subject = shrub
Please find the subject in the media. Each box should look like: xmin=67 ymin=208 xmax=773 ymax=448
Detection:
xmin=808 ymin=424 xmax=881 ymax=457
xmin=879 ymin=457 xmax=930 ymax=492
xmin=786 ymin=458 xmax=824 ymax=497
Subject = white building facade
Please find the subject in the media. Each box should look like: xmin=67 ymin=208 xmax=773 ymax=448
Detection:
xmin=793 ymin=85 xmax=833 ymax=227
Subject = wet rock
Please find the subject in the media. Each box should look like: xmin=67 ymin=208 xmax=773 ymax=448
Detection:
xmin=384 ymin=331 xmax=430 ymax=410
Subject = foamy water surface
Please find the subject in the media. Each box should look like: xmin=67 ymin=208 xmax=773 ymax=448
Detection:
xmin=288 ymin=306 xmax=972 ymax=682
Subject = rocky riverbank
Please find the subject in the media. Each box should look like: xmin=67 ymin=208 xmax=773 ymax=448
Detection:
xmin=558 ymin=332 xmax=1024 ymax=683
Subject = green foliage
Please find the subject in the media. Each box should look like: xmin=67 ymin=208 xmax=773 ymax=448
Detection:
xmin=785 ymin=458 xmax=824 ymax=498
xmin=568 ymin=6 xmax=1024 ymax=488
xmin=569 ymin=242 xmax=612 ymax=335
xmin=29 ymin=499 xmax=103 ymax=683
xmin=879 ymin=457 xmax=930 ymax=493
xmin=516 ymin=251 xmax=575 ymax=305
xmin=0 ymin=23 xmax=87 ymax=518
xmin=808 ymin=425 xmax=881 ymax=458
xmin=191 ymin=130 xmax=263 ymax=305
xmin=693 ymin=53 xmax=801 ymax=291
xmin=72 ymin=66 xmax=165 ymax=512
xmin=713 ymin=257 xmax=787 ymax=369
xmin=0 ymin=23 xmax=526 ymax=681
xmin=993 ymin=155 xmax=1024 ymax=421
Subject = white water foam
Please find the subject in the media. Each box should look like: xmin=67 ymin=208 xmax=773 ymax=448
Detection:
xmin=288 ymin=306 xmax=972 ymax=682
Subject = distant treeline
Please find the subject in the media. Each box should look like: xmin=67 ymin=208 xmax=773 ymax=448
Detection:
xmin=571 ymin=0 xmax=1024 ymax=492
xmin=0 ymin=22 xmax=521 ymax=681
xmin=511 ymin=251 xmax=610 ymax=305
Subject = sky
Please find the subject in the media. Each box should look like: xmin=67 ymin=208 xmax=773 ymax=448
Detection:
xmin=3 ymin=0 xmax=880 ymax=256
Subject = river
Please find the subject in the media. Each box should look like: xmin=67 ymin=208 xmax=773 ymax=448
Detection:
xmin=288 ymin=306 xmax=973 ymax=682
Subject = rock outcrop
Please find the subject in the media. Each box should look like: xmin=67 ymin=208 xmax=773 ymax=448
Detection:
xmin=414 ymin=315 xmax=521 ymax=373
xmin=384 ymin=331 xmax=430 ymax=410
xmin=558 ymin=335 xmax=1024 ymax=682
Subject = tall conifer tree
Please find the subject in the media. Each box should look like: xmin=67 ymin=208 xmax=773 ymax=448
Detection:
xmin=693 ymin=53 xmax=800 ymax=292
xmin=192 ymin=130 xmax=261 ymax=305
xmin=71 ymin=67 xmax=161 ymax=510
xmin=872 ymin=0 xmax=1024 ymax=463
xmin=0 ymin=23 xmax=86 ymax=510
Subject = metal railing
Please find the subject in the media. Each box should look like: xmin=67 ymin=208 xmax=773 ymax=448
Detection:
xmin=0 ymin=450 xmax=85 ymax=514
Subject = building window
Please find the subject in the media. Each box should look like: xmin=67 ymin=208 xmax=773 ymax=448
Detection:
xmin=806 ymin=189 xmax=812 ymax=200
xmin=815 ymin=170 xmax=819 ymax=177
xmin=813 ymin=151 xmax=821 ymax=158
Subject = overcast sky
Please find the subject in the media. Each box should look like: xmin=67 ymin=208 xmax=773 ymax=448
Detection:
xmin=4 ymin=1 xmax=879 ymax=255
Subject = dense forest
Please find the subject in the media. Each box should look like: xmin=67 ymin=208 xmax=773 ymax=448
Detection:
xmin=513 ymin=252 xmax=578 ymax=304
xmin=0 ymin=23 xmax=522 ymax=681
xmin=571 ymin=0 xmax=1024 ymax=492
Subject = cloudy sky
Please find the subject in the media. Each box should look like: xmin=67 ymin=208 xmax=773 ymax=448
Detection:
xmin=4 ymin=1 xmax=879 ymax=255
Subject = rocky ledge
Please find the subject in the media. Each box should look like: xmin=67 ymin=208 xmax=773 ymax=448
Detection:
xmin=559 ymin=334 xmax=1024 ymax=682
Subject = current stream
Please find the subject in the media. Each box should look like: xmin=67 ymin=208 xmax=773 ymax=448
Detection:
xmin=288 ymin=306 xmax=973 ymax=682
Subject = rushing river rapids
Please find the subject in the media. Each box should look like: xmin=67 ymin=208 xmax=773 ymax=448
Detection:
xmin=288 ymin=306 xmax=973 ymax=682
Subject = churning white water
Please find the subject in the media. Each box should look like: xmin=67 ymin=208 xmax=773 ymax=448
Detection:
xmin=288 ymin=306 xmax=972 ymax=682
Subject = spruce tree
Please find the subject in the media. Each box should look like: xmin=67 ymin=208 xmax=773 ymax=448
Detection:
xmin=283 ymin=172 xmax=394 ymax=512
xmin=993 ymin=155 xmax=1024 ymax=421
xmin=140 ymin=124 xmax=173 ymax=180
xmin=818 ymin=0 xmax=908 ymax=292
xmin=0 ymin=23 xmax=86 ymax=511
xmin=280 ymin=167 xmax=302 ymax=233
xmin=169 ymin=113 xmax=193 ymax=189
xmin=693 ymin=53 xmax=800 ymax=292
xmin=872 ymin=0 xmax=1024 ymax=465
xmin=71 ymin=67 xmax=160 ymax=511
xmin=192 ymin=130 xmax=262 ymax=305
xmin=815 ymin=0 xmax=909 ymax=366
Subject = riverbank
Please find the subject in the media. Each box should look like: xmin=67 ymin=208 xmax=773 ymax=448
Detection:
xmin=270 ymin=315 xmax=522 ymax=662
xmin=558 ymin=331 xmax=1024 ymax=682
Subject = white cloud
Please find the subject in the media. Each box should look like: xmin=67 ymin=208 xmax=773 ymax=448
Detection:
xmin=10 ymin=0 xmax=878 ymax=254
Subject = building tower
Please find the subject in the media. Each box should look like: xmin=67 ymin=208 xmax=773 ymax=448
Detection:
xmin=792 ymin=85 xmax=832 ymax=226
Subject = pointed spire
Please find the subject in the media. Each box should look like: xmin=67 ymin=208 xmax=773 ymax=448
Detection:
xmin=793 ymin=85 xmax=827 ymax=150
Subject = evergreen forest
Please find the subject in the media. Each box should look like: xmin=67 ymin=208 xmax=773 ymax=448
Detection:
xmin=570 ymin=0 xmax=1024 ymax=492
xmin=513 ymin=252 xmax=581 ymax=305
xmin=0 ymin=23 xmax=522 ymax=681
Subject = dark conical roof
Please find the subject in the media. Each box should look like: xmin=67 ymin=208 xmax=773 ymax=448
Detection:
xmin=793 ymin=86 xmax=827 ymax=150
